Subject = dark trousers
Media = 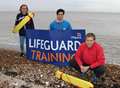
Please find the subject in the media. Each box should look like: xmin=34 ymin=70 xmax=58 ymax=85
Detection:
xmin=69 ymin=58 xmax=105 ymax=78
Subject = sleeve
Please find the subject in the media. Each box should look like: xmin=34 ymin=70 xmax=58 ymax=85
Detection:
xmin=15 ymin=14 xmax=19 ymax=26
xmin=90 ymin=46 xmax=105 ymax=69
xmin=75 ymin=45 xmax=83 ymax=68
xmin=50 ymin=23 xmax=53 ymax=31
xmin=68 ymin=23 xmax=72 ymax=30
xmin=29 ymin=18 xmax=35 ymax=29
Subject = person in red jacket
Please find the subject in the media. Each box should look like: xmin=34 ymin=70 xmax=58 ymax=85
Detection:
xmin=70 ymin=33 xmax=105 ymax=80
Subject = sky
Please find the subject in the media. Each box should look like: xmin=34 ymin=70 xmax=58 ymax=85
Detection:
xmin=0 ymin=0 xmax=120 ymax=12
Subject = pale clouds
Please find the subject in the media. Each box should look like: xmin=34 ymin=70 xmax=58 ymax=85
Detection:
xmin=0 ymin=0 xmax=120 ymax=12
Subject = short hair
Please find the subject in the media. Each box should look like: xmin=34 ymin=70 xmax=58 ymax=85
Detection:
xmin=85 ymin=33 xmax=96 ymax=40
xmin=19 ymin=4 xmax=28 ymax=12
xmin=56 ymin=9 xmax=65 ymax=15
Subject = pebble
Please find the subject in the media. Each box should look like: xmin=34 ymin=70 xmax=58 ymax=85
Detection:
xmin=0 ymin=50 xmax=120 ymax=88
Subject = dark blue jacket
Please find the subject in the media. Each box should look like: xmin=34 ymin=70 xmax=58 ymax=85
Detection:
xmin=15 ymin=13 xmax=35 ymax=36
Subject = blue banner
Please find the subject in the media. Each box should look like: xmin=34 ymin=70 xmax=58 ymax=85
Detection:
xmin=26 ymin=30 xmax=85 ymax=66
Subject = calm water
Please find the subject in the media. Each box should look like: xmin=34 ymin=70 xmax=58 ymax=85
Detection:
xmin=0 ymin=11 xmax=120 ymax=65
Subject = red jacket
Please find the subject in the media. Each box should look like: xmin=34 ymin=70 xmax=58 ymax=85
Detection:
xmin=75 ymin=42 xmax=105 ymax=69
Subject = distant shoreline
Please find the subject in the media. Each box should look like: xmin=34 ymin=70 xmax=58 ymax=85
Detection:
xmin=0 ymin=11 xmax=120 ymax=14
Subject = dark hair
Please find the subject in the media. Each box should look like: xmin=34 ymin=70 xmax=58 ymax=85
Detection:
xmin=86 ymin=33 xmax=96 ymax=40
xmin=19 ymin=4 xmax=28 ymax=12
xmin=56 ymin=9 xmax=65 ymax=15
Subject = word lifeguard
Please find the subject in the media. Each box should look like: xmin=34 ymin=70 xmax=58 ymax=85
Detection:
xmin=28 ymin=38 xmax=81 ymax=51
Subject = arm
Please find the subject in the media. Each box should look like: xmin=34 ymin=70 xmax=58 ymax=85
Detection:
xmin=15 ymin=14 xmax=19 ymax=26
xmin=68 ymin=23 xmax=72 ymax=30
xmin=75 ymin=45 xmax=83 ymax=69
xmin=50 ymin=23 xmax=54 ymax=31
xmin=29 ymin=18 xmax=35 ymax=29
xmin=90 ymin=46 xmax=105 ymax=69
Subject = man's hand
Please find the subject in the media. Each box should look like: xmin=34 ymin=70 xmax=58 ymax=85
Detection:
xmin=28 ymin=12 xmax=35 ymax=17
xmin=80 ymin=66 xmax=90 ymax=73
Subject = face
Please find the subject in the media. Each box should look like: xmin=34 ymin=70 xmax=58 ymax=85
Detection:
xmin=57 ymin=12 xmax=64 ymax=21
xmin=21 ymin=5 xmax=28 ymax=15
xmin=85 ymin=37 xmax=95 ymax=48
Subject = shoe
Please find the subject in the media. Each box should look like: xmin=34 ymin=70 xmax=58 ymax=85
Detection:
xmin=80 ymin=73 xmax=85 ymax=77
xmin=91 ymin=76 xmax=97 ymax=83
xmin=20 ymin=53 xmax=24 ymax=57
xmin=80 ymin=73 xmax=89 ymax=81
xmin=91 ymin=76 xmax=102 ymax=84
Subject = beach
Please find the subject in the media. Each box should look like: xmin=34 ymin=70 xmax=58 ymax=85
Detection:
xmin=0 ymin=49 xmax=120 ymax=88
xmin=0 ymin=11 xmax=120 ymax=88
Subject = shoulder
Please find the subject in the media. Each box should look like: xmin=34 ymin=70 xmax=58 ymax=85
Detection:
xmin=94 ymin=42 xmax=103 ymax=50
xmin=81 ymin=42 xmax=86 ymax=47
xmin=16 ymin=13 xmax=21 ymax=17
xmin=63 ymin=20 xmax=71 ymax=25
xmin=50 ymin=20 xmax=56 ymax=25
xmin=50 ymin=20 xmax=56 ymax=30
xmin=79 ymin=42 xmax=86 ymax=49
xmin=15 ymin=13 xmax=21 ymax=21
xmin=16 ymin=13 xmax=23 ymax=19
xmin=76 ymin=43 xmax=86 ymax=52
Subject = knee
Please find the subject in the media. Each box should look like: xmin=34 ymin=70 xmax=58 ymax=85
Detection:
xmin=93 ymin=65 xmax=106 ymax=77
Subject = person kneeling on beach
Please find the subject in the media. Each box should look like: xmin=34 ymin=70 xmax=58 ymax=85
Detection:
xmin=70 ymin=33 xmax=105 ymax=83
xmin=14 ymin=4 xmax=35 ymax=57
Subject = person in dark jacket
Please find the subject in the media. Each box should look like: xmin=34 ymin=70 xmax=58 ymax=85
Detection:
xmin=15 ymin=4 xmax=35 ymax=56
